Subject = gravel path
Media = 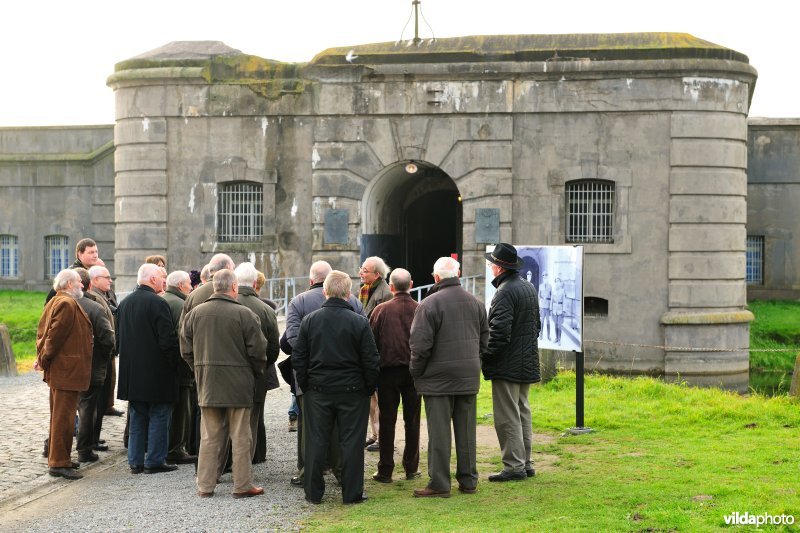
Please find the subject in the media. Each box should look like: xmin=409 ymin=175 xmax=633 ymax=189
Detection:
xmin=0 ymin=365 xmax=322 ymax=532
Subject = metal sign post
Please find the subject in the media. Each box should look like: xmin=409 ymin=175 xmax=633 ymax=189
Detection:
xmin=569 ymin=350 xmax=593 ymax=435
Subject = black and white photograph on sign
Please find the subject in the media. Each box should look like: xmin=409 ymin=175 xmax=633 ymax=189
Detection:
xmin=485 ymin=245 xmax=584 ymax=352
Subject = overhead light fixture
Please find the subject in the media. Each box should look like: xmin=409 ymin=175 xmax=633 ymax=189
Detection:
xmin=405 ymin=162 xmax=418 ymax=174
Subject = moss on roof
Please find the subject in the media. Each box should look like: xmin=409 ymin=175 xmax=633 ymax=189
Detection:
xmin=311 ymin=32 xmax=749 ymax=65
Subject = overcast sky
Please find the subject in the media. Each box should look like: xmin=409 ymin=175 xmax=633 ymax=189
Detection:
xmin=1 ymin=0 xmax=793 ymax=127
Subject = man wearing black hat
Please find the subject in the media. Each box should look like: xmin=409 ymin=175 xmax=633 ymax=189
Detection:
xmin=482 ymin=243 xmax=541 ymax=482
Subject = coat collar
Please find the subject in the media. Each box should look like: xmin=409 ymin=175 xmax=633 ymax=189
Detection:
xmin=491 ymin=269 xmax=518 ymax=289
xmin=238 ymin=285 xmax=257 ymax=297
xmin=165 ymin=286 xmax=187 ymax=300
xmin=322 ymin=297 xmax=355 ymax=310
xmin=428 ymin=276 xmax=461 ymax=295
xmin=207 ymin=293 xmax=241 ymax=304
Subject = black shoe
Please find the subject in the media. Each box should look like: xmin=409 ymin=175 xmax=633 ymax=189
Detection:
xmin=364 ymin=437 xmax=376 ymax=448
xmin=366 ymin=441 xmax=380 ymax=452
xmin=78 ymin=451 xmax=99 ymax=463
xmin=345 ymin=493 xmax=368 ymax=504
xmin=526 ymin=468 xmax=536 ymax=477
xmin=290 ymin=476 xmax=304 ymax=486
xmin=70 ymin=461 xmax=80 ymax=469
xmin=372 ymin=472 xmax=392 ymax=483
xmin=97 ymin=439 xmax=106 ymax=445
xmin=144 ymin=463 xmax=178 ymax=474
xmin=405 ymin=471 xmax=421 ymax=480
xmin=488 ymin=471 xmax=526 ymax=482
xmin=106 ymin=408 xmax=124 ymax=417
xmin=167 ymin=453 xmax=197 ymax=465
xmin=93 ymin=444 xmax=109 ymax=452
xmin=305 ymin=496 xmax=321 ymax=505
xmin=130 ymin=465 xmax=144 ymax=474
xmin=49 ymin=467 xmax=83 ymax=480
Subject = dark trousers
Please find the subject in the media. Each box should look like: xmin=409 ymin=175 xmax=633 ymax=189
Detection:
xmin=304 ymin=390 xmax=369 ymax=503
xmin=423 ymin=394 xmax=478 ymax=491
xmin=376 ymin=366 xmax=421 ymax=478
xmin=169 ymin=384 xmax=194 ymax=458
xmin=104 ymin=356 xmax=116 ymax=411
xmin=252 ymin=399 xmax=266 ymax=463
xmin=296 ymin=394 xmax=341 ymax=479
xmin=77 ymin=382 xmax=103 ymax=455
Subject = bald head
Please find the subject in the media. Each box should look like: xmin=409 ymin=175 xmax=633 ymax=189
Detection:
xmin=389 ymin=268 xmax=412 ymax=293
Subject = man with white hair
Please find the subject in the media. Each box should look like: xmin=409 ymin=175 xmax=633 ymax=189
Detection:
xmin=36 ymin=269 xmax=93 ymax=480
xmin=293 ymin=270 xmax=379 ymax=505
xmin=358 ymin=256 xmax=392 ymax=451
xmin=117 ymin=263 xmax=181 ymax=474
xmin=162 ymin=270 xmax=197 ymax=464
xmin=409 ymin=257 xmax=488 ymax=498
xmin=86 ymin=265 xmax=118 ymax=449
xmin=182 ymin=254 xmax=235 ymax=318
xmin=234 ymin=262 xmax=280 ymax=464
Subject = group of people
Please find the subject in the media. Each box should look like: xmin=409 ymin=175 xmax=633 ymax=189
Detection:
xmin=538 ymin=272 xmax=567 ymax=344
xmin=36 ymin=239 xmax=543 ymax=504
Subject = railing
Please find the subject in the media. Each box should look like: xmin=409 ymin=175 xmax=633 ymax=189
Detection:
xmin=263 ymin=276 xmax=307 ymax=316
xmin=410 ymin=274 xmax=482 ymax=302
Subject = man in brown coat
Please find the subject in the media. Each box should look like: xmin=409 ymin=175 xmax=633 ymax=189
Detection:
xmin=369 ymin=268 xmax=421 ymax=483
xmin=36 ymin=269 xmax=93 ymax=480
xmin=409 ymin=257 xmax=488 ymax=498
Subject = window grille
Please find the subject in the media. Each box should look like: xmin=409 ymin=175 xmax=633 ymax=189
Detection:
xmin=45 ymin=235 xmax=70 ymax=279
xmin=0 ymin=235 xmax=19 ymax=278
xmin=217 ymin=182 xmax=263 ymax=242
xmin=746 ymin=235 xmax=764 ymax=285
xmin=566 ymin=180 xmax=615 ymax=243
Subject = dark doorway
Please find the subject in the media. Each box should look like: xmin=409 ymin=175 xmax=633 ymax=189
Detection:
xmin=404 ymin=189 xmax=462 ymax=287
xmin=360 ymin=162 xmax=461 ymax=289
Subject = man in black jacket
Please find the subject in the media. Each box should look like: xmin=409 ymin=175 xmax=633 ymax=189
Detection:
xmin=117 ymin=263 xmax=181 ymax=474
xmin=482 ymin=243 xmax=541 ymax=482
xmin=292 ymin=270 xmax=379 ymax=505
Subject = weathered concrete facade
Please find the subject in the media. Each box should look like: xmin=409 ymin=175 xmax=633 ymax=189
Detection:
xmin=0 ymin=126 xmax=115 ymax=290
xmin=746 ymin=119 xmax=800 ymax=300
xmin=102 ymin=34 xmax=756 ymax=389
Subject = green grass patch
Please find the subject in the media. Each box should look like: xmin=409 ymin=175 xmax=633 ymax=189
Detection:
xmin=304 ymin=373 xmax=800 ymax=531
xmin=0 ymin=290 xmax=47 ymax=372
xmin=749 ymin=300 xmax=800 ymax=372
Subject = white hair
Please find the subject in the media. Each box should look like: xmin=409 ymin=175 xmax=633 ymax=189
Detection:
xmin=234 ymin=262 xmax=258 ymax=286
xmin=309 ymin=261 xmax=332 ymax=284
xmin=208 ymin=253 xmax=235 ymax=275
xmin=166 ymin=270 xmax=190 ymax=288
xmin=87 ymin=265 xmax=108 ymax=280
xmin=137 ymin=263 xmax=161 ymax=284
xmin=53 ymin=269 xmax=79 ymax=291
xmin=365 ymin=256 xmax=390 ymax=278
xmin=433 ymin=257 xmax=460 ymax=280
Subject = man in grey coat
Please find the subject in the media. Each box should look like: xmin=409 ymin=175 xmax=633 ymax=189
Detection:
xmin=409 ymin=256 xmax=488 ymax=498
xmin=181 ymin=269 xmax=267 ymax=498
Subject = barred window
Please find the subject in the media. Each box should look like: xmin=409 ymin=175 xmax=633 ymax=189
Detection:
xmin=45 ymin=235 xmax=70 ymax=279
xmin=746 ymin=235 xmax=764 ymax=285
xmin=217 ymin=182 xmax=263 ymax=242
xmin=0 ymin=235 xmax=19 ymax=278
xmin=566 ymin=180 xmax=615 ymax=243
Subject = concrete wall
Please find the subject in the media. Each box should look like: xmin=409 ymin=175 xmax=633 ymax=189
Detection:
xmin=105 ymin=36 xmax=756 ymax=389
xmin=747 ymin=119 xmax=800 ymax=300
xmin=0 ymin=126 xmax=115 ymax=291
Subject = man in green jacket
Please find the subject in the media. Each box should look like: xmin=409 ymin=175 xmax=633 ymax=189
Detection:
xmin=181 ymin=269 xmax=267 ymax=498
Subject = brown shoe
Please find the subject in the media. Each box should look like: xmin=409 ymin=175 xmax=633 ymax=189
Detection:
xmin=233 ymin=486 xmax=264 ymax=498
xmin=413 ymin=487 xmax=451 ymax=498
xmin=197 ymin=491 xmax=214 ymax=498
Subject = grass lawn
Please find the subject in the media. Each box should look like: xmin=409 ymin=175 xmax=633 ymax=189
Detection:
xmin=749 ymin=300 xmax=800 ymax=372
xmin=0 ymin=290 xmax=46 ymax=372
xmin=304 ymin=373 xmax=800 ymax=531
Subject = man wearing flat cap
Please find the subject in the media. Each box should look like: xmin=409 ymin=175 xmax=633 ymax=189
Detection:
xmin=482 ymin=243 xmax=541 ymax=482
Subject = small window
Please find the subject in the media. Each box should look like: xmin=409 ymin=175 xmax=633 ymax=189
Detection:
xmin=566 ymin=180 xmax=615 ymax=243
xmin=217 ymin=182 xmax=263 ymax=242
xmin=0 ymin=235 xmax=19 ymax=278
xmin=584 ymin=296 xmax=608 ymax=317
xmin=45 ymin=235 xmax=70 ymax=279
xmin=746 ymin=236 xmax=764 ymax=285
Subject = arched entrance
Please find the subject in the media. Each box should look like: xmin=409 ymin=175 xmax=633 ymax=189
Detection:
xmin=361 ymin=161 xmax=462 ymax=286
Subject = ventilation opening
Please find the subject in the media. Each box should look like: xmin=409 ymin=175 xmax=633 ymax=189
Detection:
xmin=584 ymin=296 xmax=608 ymax=317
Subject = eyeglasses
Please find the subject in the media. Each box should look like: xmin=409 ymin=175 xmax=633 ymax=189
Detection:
xmin=359 ymin=267 xmax=374 ymax=273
